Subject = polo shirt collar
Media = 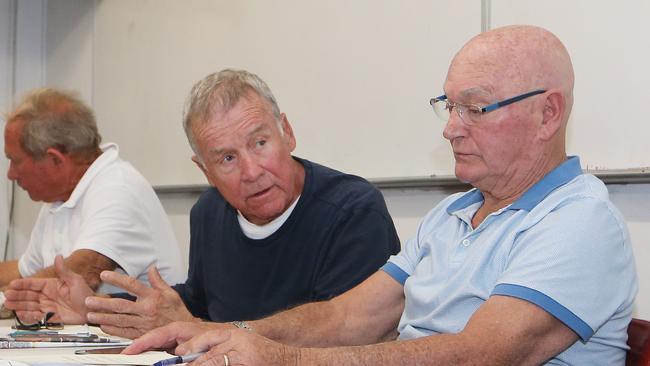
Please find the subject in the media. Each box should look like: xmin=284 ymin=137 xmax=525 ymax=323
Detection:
xmin=447 ymin=156 xmax=583 ymax=214
xmin=52 ymin=143 xmax=119 ymax=211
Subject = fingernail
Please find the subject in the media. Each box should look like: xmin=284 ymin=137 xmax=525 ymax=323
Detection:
xmin=87 ymin=296 xmax=100 ymax=307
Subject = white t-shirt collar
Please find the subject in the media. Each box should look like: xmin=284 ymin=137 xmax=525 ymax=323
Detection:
xmin=237 ymin=195 xmax=301 ymax=240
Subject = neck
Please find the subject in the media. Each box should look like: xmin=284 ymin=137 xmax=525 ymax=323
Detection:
xmin=291 ymin=158 xmax=306 ymax=201
xmin=472 ymin=152 xmax=566 ymax=227
xmin=58 ymin=154 xmax=99 ymax=202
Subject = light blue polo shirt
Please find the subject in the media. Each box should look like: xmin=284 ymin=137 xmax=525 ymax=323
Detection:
xmin=383 ymin=157 xmax=638 ymax=365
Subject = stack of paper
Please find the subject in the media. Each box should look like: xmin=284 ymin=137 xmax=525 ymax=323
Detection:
xmin=3 ymin=351 xmax=173 ymax=365
xmin=0 ymin=325 xmax=131 ymax=349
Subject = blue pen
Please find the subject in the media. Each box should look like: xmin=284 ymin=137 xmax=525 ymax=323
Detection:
xmin=152 ymin=352 xmax=205 ymax=366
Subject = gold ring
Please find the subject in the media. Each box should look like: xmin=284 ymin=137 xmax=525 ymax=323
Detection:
xmin=223 ymin=354 xmax=230 ymax=366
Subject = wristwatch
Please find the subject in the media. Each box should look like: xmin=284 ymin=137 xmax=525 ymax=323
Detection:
xmin=231 ymin=320 xmax=253 ymax=332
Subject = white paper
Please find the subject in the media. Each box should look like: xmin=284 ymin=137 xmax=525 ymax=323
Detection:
xmin=3 ymin=351 xmax=172 ymax=365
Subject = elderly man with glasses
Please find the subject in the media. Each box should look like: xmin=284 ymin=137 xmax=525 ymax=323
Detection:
xmin=121 ymin=25 xmax=639 ymax=365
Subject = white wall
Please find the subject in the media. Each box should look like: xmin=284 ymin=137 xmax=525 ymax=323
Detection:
xmin=0 ymin=0 xmax=14 ymax=260
xmin=0 ymin=0 xmax=48 ymax=260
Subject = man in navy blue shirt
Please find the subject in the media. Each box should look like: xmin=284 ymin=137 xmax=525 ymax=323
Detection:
xmin=6 ymin=69 xmax=400 ymax=339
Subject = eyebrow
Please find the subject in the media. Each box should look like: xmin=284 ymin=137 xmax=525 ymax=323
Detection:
xmin=247 ymin=124 xmax=270 ymax=137
xmin=206 ymin=123 xmax=272 ymax=157
xmin=458 ymin=87 xmax=493 ymax=100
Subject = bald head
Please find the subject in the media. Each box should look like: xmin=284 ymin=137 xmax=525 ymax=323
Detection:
xmin=448 ymin=25 xmax=574 ymax=122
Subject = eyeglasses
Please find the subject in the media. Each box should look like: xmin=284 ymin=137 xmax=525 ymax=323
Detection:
xmin=12 ymin=311 xmax=64 ymax=330
xmin=429 ymin=89 xmax=546 ymax=126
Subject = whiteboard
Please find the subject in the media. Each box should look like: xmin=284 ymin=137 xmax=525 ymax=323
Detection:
xmin=45 ymin=1 xmax=650 ymax=187
xmin=90 ymin=0 xmax=481 ymax=186
xmin=491 ymin=0 xmax=650 ymax=172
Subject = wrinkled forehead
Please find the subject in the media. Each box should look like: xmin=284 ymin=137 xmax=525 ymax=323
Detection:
xmin=444 ymin=41 xmax=528 ymax=99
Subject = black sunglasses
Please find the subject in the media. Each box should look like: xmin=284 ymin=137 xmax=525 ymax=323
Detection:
xmin=12 ymin=311 xmax=64 ymax=330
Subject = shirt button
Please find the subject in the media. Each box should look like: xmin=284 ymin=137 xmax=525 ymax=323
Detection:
xmin=462 ymin=239 xmax=470 ymax=247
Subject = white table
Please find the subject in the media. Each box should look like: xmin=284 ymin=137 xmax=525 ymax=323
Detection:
xmin=1 ymin=319 xmax=171 ymax=364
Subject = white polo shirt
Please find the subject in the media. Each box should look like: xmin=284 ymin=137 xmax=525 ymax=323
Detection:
xmin=18 ymin=143 xmax=186 ymax=293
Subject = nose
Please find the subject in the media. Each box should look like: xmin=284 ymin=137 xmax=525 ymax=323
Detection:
xmin=442 ymin=109 xmax=467 ymax=142
xmin=6 ymin=163 xmax=17 ymax=181
xmin=239 ymin=153 xmax=264 ymax=182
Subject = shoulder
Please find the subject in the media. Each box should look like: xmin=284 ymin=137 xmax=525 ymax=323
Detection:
xmin=514 ymin=174 xmax=633 ymax=267
xmin=531 ymin=174 xmax=626 ymax=231
xmin=85 ymin=155 xmax=152 ymax=196
xmin=300 ymin=158 xmax=386 ymax=212
xmin=190 ymin=187 xmax=228 ymax=216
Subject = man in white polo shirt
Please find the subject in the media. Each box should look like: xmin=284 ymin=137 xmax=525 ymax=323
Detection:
xmin=0 ymin=88 xmax=185 ymax=307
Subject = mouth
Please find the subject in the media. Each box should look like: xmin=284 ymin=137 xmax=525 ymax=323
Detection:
xmin=249 ymin=186 xmax=273 ymax=199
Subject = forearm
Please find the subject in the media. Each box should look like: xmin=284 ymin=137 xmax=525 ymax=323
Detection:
xmin=289 ymin=296 xmax=578 ymax=366
xmin=30 ymin=250 xmax=117 ymax=290
xmin=295 ymin=335 xmax=472 ymax=366
xmin=251 ymin=300 xmax=348 ymax=347
xmin=252 ymin=272 xmax=403 ymax=347
xmin=0 ymin=260 xmax=21 ymax=287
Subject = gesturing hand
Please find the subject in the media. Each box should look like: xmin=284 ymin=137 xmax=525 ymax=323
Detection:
xmin=5 ymin=255 xmax=92 ymax=325
xmin=85 ymin=265 xmax=197 ymax=339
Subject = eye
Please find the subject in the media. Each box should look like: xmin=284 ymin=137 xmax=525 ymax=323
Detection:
xmin=256 ymin=139 xmax=267 ymax=147
xmin=222 ymin=154 xmax=235 ymax=163
xmin=466 ymin=106 xmax=482 ymax=115
xmin=444 ymin=102 xmax=454 ymax=112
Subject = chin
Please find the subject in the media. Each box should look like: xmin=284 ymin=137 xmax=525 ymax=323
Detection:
xmin=247 ymin=206 xmax=286 ymax=224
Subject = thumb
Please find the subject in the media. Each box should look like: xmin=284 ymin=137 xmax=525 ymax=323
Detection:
xmin=147 ymin=266 xmax=171 ymax=290
xmin=55 ymin=255 xmax=76 ymax=283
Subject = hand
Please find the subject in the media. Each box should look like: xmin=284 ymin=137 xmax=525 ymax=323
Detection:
xmin=122 ymin=321 xmax=226 ymax=354
xmin=4 ymin=255 xmax=92 ymax=324
xmin=177 ymin=328 xmax=299 ymax=366
xmin=85 ymin=265 xmax=196 ymax=339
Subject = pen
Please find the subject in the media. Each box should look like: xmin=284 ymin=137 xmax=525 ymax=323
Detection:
xmin=152 ymin=352 xmax=205 ymax=366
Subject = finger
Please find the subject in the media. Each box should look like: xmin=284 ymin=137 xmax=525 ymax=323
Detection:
xmin=54 ymin=255 xmax=76 ymax=283
xmin=100 ymin=324 xmax=144 ymax=340
xmin=100 ymin=271 xmax=150 ymax=296
xmin=122 ymin=323 xmax=186 ymax=354
xmin=37 ymin=298 xmax=61 ymax=315
xmin=85 ymin=296 xmax=143 ymax=315
xmin=147 ymin=266 xmax=172 ymax=291
xmin=191 ymin=348 xmax=228 ymax=366
xmin=8 ymin=278 xmax=47 ymax=292
xmin=4 ymin=288 xmax=41 ymax=302
xmin=15 ymin=310 xmax=45 ymax=324
xmin=87 ymin=311 xmax=149 ymax=331
xmin=4 ymin=299 xmax=42 ymax=311
xmin=176 ymin=329 xmax=231 ymax=356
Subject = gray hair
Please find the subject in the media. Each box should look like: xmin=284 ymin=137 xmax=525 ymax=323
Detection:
xmin=182 ymin=69 xmax=282 ymax=155
xmin=7 ymin=88 xmax=101 ymax=161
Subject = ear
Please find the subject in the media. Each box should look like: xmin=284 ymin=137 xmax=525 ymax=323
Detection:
xmin=45 ymin=147 xmax=67 ymax=166
xmin=191 ymin=155 xmax=214 ymax=186
xmin=538 ymin=91 xmax=565 ymax=141
xmin=279 ymin=113 xmax=297 ymax=152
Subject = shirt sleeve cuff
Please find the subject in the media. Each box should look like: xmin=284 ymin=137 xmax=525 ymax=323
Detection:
xmin=381 ymin=262 xmax=409 ymax=285
xmin=492 ymin=283 xmax=594 ymax=341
